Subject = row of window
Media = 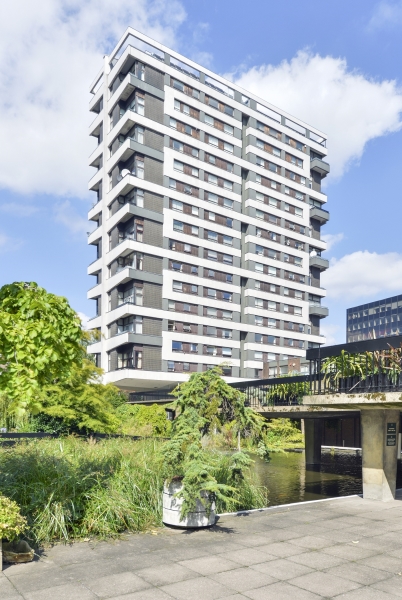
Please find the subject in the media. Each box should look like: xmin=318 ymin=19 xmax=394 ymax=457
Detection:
xmin=172 ymin=341 xmax=233 ymax=357
xmin=172 ymin=160 xmax=234 ymax=191
xmin=173 ymin=220 xmax=234 ymax=246
xmin=255 ymin=248 xmax=303 ymax=267
xmin=167 ymin=361 xmax=232 ymax=376
xmin=172 ymin=280 xmax=234 ymax=302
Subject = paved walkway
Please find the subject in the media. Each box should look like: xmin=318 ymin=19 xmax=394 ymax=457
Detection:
xmin=2 ymin=492 xmax=402 ymax=600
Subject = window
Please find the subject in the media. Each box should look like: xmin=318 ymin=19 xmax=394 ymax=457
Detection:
xmin=207 ymin=307 xmax=217 ymax=318
xmin=222 ymin=310 xmax=233 ymax=320
xmin=223 ymin=254 xmax=233 ymax=264
xmin=173 ymin=281 xmax=183 ymax=292
xmin=190 ymin=343 xmax=197 ymax=353
xmin=255 ymin=333 xmax=263 ymax=343
xmin=173 ymin=220 xmax=184 ymax=233
xmin=208 ymin=288 xmax=217 ymax=298
xmin=255 ymin=298 xmax=263 ymax=308
xmin=170 ymin=117 xmax=177 ymax=129
xmin=173 ymin=140 xmax=183 ymax=152
xmin=206 ymin=326 xmax=217 ymax=336
xmin=268 ymin=301 xmax=276 ymax=310
xmin=168 ymin=361 xmax=174 ymax=371
xmin=256 ymin=245 xmax=264 ymax=256
xmin=254 ymin=351 xmax=263 ymax=361
xmin=226 ymin=218 xmax=233 ymax=228
xmin=294 ymin=306 xmax=302 ymax=316
xmin=224 ymin=198 xmax=234 ymax=209
xmin=172 ymin=341 xmax=183 ymax=352
xmin=222 ymin=292 xmax=232 ymax=302
xmin=268 ymin=318 xmax=276 ymax=328
xmin=223 ymin=180 xmax=233 ymax=191
xmin=295 ymin=207 xmax=303 ymax=217
xmin=174 ymin=160 xmax=184 ymax=172
xmin=255 ymin=316 xmax=263 ymax=326
xmin=256 ymin=210 xmax=264 ymax=220
xmin=295 ymin=290 xmax=303 ymax=299
xmin=223 ymin=235 xmax=233 ymax=246
xmin=208 ymin=135 xmax=219 ymax=147
xmin=184 ymin=244 xmax=191 ymax=253
xmin=224 ymin=142 xmax=234 ymax=153
xmin=191 ymin=206 xmax=199 ymax=216
xmin=117 ymin=349 xmax=142 ymax=370
xmin=222 ymin=329 xmax=232 ymax=339
xmin=171 ymin=199 xmax=183 ymax=212
xmin=117 ymin=315 xmax=143 ymax=335
xmin=224 ymin=124 xmax=234 ymax=135
xmin=118 ymin=285 xmax=143 ymax=306
xmin=222 ymin=347 xmax=232 ymax=357
xmin=207 ymin=231 xmax=218 ymax=242
xmin=191 ymin=225 xmax=199 ymax=236
xmin=134 ymin=156 xmax=144 ymax=179
xmin=207 ymin=173 xmax=218 ymax=186
xmin=255 ymin=263 xmax=263 ymax=273
xmin=207 ymin=250 xmax=218 ymax=261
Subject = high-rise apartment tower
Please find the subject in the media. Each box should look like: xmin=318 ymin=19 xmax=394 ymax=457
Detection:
xmin=87 ymin=29 xmax=330 ymax=391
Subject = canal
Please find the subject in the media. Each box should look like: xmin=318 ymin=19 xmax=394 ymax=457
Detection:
xmin=252 ymin=449 xmax=402 ymax=507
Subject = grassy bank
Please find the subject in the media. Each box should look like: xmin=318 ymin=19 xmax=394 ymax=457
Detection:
xmin=0 ymin=437 xmax=268 ymax=544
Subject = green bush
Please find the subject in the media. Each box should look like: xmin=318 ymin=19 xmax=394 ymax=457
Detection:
xmin=116 ymin=403 xmax=172 ymax=437
xmin=0 ymin=437 xmax=268 ymax=543
xmin=0 ymin=495 xmax=27 ymax=541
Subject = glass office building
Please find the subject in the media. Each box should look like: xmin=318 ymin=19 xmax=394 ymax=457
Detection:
xmin=347 ymin=295 xmax=402 ymax=342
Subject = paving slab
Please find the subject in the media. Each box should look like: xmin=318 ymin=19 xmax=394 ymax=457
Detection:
xmin=3 ymin=493 xmax=402 ymax=599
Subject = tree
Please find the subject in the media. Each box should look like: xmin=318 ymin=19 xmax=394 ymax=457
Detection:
xmin=36 ymin=357 xmax=125 ymax=433
xmin=0 ymin=282 xmax=85 ymax=417
xmin=163 ymin=366 xmax=267 ymax=518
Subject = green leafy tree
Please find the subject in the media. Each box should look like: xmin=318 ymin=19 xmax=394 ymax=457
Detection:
xmin=0 ymin=282 xmax=83 ymax=416
xmin=163 ymin=366 xmax=267 ymax=518
xmin=36 ymin=358 xmax=125 ymax=433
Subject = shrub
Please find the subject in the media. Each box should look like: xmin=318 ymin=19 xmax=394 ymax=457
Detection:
xmin=0 ymin=495 xmax=27 ymax=541
xmin=0 ymin=437 xmax=268 ymax=543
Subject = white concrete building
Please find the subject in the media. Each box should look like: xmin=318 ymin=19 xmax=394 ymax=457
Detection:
xmin=87 ymin=28 xmax=330 ymax=392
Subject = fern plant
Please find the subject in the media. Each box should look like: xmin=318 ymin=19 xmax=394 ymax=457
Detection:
xmin=163 ymin=366 xmax=266 ymax=519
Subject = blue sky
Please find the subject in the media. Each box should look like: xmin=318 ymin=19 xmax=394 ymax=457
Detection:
xmin=1 ymin=0 xmax=402 ymax=343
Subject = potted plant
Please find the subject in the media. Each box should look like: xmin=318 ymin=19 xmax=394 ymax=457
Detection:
xmin=0 ymin=495 xmax=32 ymax=569
xmin=162 ymin=366 xmax=265 ymax=528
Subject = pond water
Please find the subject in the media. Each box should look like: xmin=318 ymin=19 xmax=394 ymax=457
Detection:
xmin=252 ymin=450 xmax=402 ymax=508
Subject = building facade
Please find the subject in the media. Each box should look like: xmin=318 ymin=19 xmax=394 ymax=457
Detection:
xmin=87 ymin=29 xmax=330 ymax=391
xmin=347 ymin=295 xmax=402 ymax=343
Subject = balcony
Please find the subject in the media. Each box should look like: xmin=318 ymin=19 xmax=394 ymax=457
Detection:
xmin=87 ymin=227 xmax=102 ymax=245
xmin=89 ymin=110 xmax=103 ymax=138
xmin=310 ymin=158 xmax=330 ymax=178
xmin=309 ymin=254 xmax=329 ymax=271
xmin=309 ymin=303 xmax=329 ymax=318
xmin=106 ymin=332 xmax=162 ymax=352
xmin=310 ymin=205 xmax=329 ymax=224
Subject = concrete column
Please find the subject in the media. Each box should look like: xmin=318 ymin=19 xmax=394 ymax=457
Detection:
xmin=361 ymin=409 xmax=400 ymax=501
xmin=305 ymin=419 xmax=322 ymax=465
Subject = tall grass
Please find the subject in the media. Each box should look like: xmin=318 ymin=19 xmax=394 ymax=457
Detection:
xmin=0 ymin=437 xmax=268 ymax=544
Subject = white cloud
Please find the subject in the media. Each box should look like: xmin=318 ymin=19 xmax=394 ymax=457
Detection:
xmin=321 ymin=233 xmax=344 ymax=252
xmin=77 ymin=311 xmax=91 ymax=329
xmin=53 ymin=200 xmax=89 ymax=235
xmin=322 ymin=250 xmax=402 ymax=300
xmin=0 ymin=0 xmax=186 ymax=198
xmin=229 ymin=52 xmax=402 ymax=180
xmin=0 ymin=203 xmax=39 ymax=216
xmin=368 ymin=1 xmax=402 ymax=29
xmin=320 ymin=323 xmax=342 ymax=346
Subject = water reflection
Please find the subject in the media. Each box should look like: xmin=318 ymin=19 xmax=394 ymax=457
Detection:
xmin=252 ymin=450 xmax=367 ymax=507
xmin=253 ymin=450 xmax=402 ymax=507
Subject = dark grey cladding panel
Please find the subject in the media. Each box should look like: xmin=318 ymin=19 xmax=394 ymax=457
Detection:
xmin=143 ymin=317 xmax=162 ymax=336
xmin=125 ymin=333 xmax=163 ymax=347
xmin=110 ymin=287 xmax=119 ymax=310
xmin=143 ymin=346 xmax=162 ymax=371
xmin=144 ymin=191 xmax=164 ymax=214
xmin=110 ymin=261 xmax=118 ymax=277
xmin=144 ymin=220 xmax=163 ymax=247
xmin=128 ymin=75 xmax=165 ymax=99
xmin=144 ymin=156 xmax=164 ymax=186
xmin=128 ymin=139 xmax=164 ymax=162
xmin=309 ymin=266 xmax=321 ymax=287
xmin=143 ymin=255 xmax=163 ymax=275
xmin=144 ymin=128 xmax=164 ymax=151
xmin=144 ymin=66 xmax=164 ymax=90
xmin=143 ymin=281 xmax=162 ymax=308
xmin=310 ymin=315 xmax=320 ymax=336
xmin=128 ymin=268 xmax=162 ymax=284
xmin=116 ymin=203 xmax=163 ymax=224
xmin=109 ymin=350 xmax=118 ymax=371
xmin=145 ymin=94 xmax=164 ymax=124
xmin=109 ymin=321 xmax=118 ymax=337
xmin=110 ymin=226 xmax=119 ymax=250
